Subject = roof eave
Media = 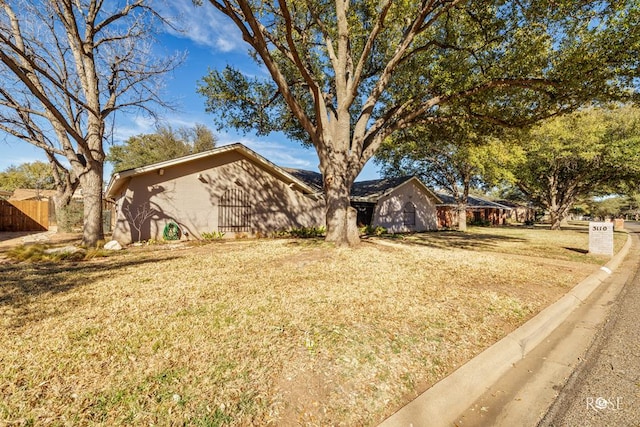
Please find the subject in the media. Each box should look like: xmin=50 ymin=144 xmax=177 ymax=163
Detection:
xmin=104 ymin=143 xmax=318 ymax=199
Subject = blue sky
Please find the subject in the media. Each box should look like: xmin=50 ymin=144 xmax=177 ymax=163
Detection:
xmin=0 ymin=2 xmax=381 ymax=181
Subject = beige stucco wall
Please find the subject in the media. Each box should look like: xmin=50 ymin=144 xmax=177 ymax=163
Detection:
xmin=372 ymin=180 xmax=438 ymax=233
xmin=111 ymin=150 xmax=326 ymax=244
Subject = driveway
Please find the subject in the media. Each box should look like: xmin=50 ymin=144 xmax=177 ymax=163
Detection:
xmin=0 ymin=230 xmax=81 ymax=252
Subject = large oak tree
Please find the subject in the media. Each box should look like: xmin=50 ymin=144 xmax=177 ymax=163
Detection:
xmin=376 ymin=121 xmax=522 ymax=231
xmin=514 ymin=106 xmax=640 ymax=230
xmin=197 ymin=0 xmax=639 ymax=245
xmin=0 ymin=0 xmax=182 ymax=246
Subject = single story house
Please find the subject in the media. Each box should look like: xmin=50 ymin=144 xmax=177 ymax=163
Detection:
xmin=286 ymin=170 xmax=442 ymax=233
xmin=350 ymin=176 xmax=441 ymax=233
xmin=494 ymin=199 xmax=536 ymax=224
xmin=435 ymin=192 xmax=512 ymax=228
xmin=9 ymin=188 xmax=57 ymax=201
xmin=105 ymin=144 xmax=326 ymax=244
xmin=105 ymin=143 xmax=441 ymax=244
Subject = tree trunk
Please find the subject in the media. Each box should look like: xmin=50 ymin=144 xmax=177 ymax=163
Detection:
xmin=79 ymin=165 xmax=104 ymax=246
xmin=457 ymin=204 xmax=467 ymax=232
xmin=323 ymin=172 xmax=359 ymax=247
xmin=53 ymin=187 xmax=75 ymax=232
xmin=50 ymin=158 xmax=79 ymax=232
xmin=549 ymin=209 xmax=562 ymax=230
xmin=549 ymin=204 xmax=571 ymax=230
xmin=548 ymin=188 xmax=565 ymax=230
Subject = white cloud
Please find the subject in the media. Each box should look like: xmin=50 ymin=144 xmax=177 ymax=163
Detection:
xmin=216 ymin=133 xmax=318 ymax=170
xmin=112 ymin=115 xmax=156 ymax=143
xmin=160 ymin=3 xmax=244 ymax=53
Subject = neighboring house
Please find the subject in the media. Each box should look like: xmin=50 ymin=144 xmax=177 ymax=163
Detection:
xmin=0 ymin=190 xmax=11 ymax=200
xmin=9 ymin=188 xmax=57 ymax=201
xmin=436 ymin=192 xmax=512 ymax=228
xmin=494 ymin=199 xmax=536 ymax=224
xmin=105 ymin=143 xmax=442 ymax=244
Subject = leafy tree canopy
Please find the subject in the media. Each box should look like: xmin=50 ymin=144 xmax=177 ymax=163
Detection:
xmin=513 ymin=105 xmax=640 ymax=229
xmin=0 ymin=161 xmax=56 ymax=192
xmin=196 ymin=0 xmax=640 ymax=245
xmin=199 ymin=1 xmax=639 ymax=142
xmin=377 ymin=120 xmax=522 ymax=196
xmin=107 ymin=124 xmax=217 ymax=172
xmin=376 ymin=118 xmax=523 ymax=229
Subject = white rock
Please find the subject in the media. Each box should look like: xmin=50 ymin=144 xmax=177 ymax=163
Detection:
xmin=104 ymin=240 xmax=123 ymax=250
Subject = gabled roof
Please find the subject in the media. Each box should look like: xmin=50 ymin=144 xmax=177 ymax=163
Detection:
xmin=9 ymin=188 xmax=57 ymax=201
xmin=104 ymin=142 xmax=442 ymax=205
xmin=104 ymin=143 xmax=321 ymax=200
xmin=494 ymin=199 xmax=530 ymax=209
xmin=352 ymin=176 xmax=442 ymax=203
xmin=279 ymin=171 xmax=443 ymax=204
xmin=351 ymin=176 xmax=412 ymax=201
xmin=435 ymin=192 xmax=512 ymax=210
xmin=283 ymin=168 xmax=323 ymax=192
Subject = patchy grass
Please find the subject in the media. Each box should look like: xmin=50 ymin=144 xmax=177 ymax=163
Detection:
xmin=5 ymin=243 xmax=113 ymax=263
xmin=0 ymin=224 xmax=626 ymax=426
xmin=392 ymin=223 xmax=626 ymax=264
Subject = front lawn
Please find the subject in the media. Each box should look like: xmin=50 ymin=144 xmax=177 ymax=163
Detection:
xmin=0 ymin=225 xmax=626 ymax=425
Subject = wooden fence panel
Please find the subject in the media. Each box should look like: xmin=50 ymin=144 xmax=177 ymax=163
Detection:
xmin=0 ymin=200 xmax=49 ymax=231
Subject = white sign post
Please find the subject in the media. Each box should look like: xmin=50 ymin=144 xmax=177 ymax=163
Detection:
xmin=589 ymin=221 xmax=614 ymax=256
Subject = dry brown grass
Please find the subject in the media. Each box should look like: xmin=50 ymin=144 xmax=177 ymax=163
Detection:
xmin=0 ymin=225 xmax=627 ymax=426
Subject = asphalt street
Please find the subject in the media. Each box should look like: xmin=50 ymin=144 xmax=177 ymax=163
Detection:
xmin=539 ymin=223 xmax=640 ymax=427
xmin=451 ymin=223 xmax=640 ymax=427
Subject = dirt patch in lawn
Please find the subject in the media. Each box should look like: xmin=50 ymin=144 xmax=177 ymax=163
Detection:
xmin=0 ymin=225 xmax=626 ymax=426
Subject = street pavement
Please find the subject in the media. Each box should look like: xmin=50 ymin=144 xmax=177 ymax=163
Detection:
xmin=382 ymin=222 xmax=637 ymax=427
xmin=538 ymin=223 xmax=640 ymax=426
xmin=455 ymin=223 xmax=640 ymax=427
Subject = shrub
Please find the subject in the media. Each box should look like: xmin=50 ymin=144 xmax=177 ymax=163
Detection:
xmin=469 ymin=218 xmax=492 ymax=227
xmin=359 ymin=225 xmax=387 ymax=236
xmin=201 ymin=231 xmax=226 ymax=240
xmin=56 ymin=200 xmax=84 ymax=232
xmin=288 ymin=226 xmax=326 ymax=238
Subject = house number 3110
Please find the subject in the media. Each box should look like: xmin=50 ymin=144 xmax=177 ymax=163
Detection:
xmin=592 ymin=226 xmax=609 ymax=231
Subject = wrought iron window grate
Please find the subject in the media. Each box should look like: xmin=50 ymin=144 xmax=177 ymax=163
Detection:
xmin=219 ymin=188 xmax=252 ymax=232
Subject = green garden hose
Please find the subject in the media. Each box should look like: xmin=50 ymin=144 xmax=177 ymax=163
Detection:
xmin=163 ymin=221 xmax=181 ymax=240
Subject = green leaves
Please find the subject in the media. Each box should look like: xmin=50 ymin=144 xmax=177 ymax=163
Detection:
xmin=0 ymin=161 xmax=56 ymax=192
xmin=513 ymin=105 xmax=640 ymax=224
xmin=106 ymin=124 xmax=217 ymax=172
xmin=198 ymin=66 xmax=280 ymax=135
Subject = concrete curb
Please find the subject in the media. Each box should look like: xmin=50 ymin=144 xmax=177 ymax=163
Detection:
xmin=379 ymin=233 xmax=633 ymax=427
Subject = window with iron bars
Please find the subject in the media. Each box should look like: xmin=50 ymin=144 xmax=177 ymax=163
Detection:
xmin=218 ymin=188 xmax=252 ymax=232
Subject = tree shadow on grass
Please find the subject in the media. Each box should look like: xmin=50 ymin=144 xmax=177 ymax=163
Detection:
xmin=564 ymin=247 xmax=589 ymax=254
xmin=0 ymin=252 xmax=181 ymax=328
xmin=379 ymin=229 xmax=528 ymax=251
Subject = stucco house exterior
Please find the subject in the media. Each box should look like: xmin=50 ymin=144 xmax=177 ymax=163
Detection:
xmin=350 ymin=176 xmax=441 ymax=233
xmin=284 ymin=171 xmax=442 ymax=233
xmin=105 ymin=144 xmax=325 ymax=244
xmin=105 ymin=143 xmax=441 ymax=244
